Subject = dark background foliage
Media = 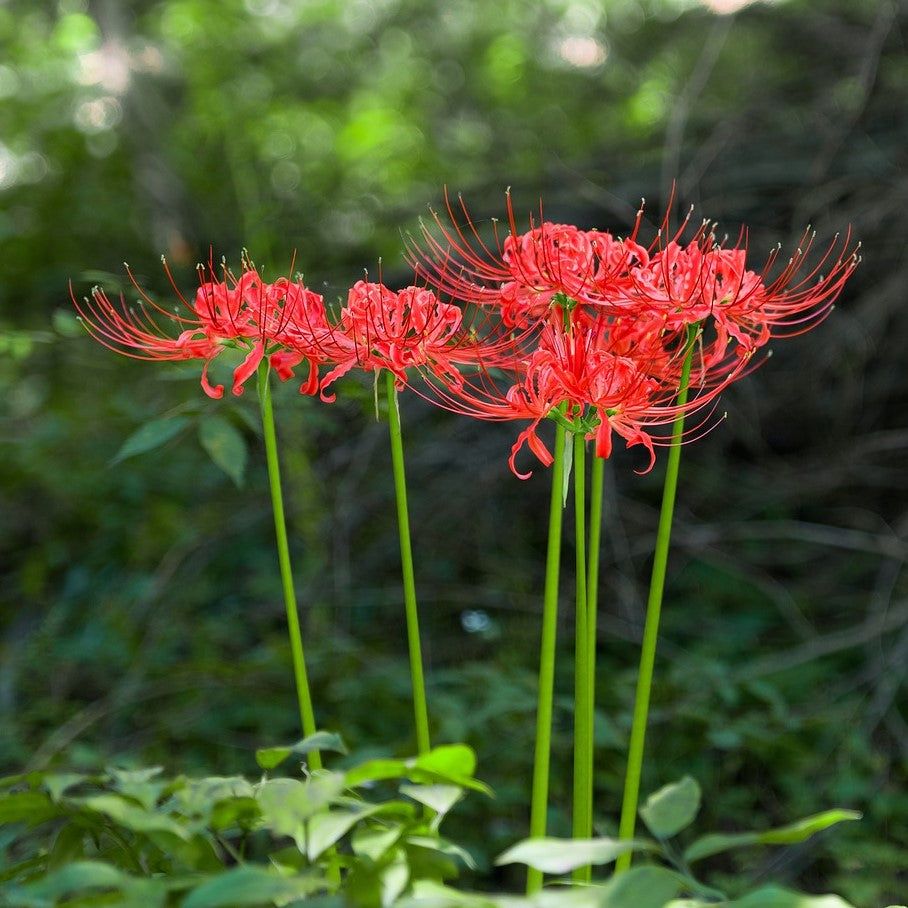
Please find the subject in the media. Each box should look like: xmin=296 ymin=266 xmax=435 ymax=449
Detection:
xmin=1 ymin=0 xmax=905 ymax=901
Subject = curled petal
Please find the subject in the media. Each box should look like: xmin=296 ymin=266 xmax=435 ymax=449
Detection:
xmin=508 ymin=420 xmax=553 ymax=479
xmin=231 ymin=339 xmax=266 ymax=396
xmin=200 ymin=359 xmax=225 ymax=399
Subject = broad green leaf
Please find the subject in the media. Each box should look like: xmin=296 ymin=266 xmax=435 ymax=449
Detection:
xmin=107 ymin=766 xmax=167 ymax=810
xmin=72 ymin=794 xmax=190 ymax=839
xmin=255 ymin=731 xmax=347 ymax=770
xmin=597 ymin=866 xmax=684 ymax=908
xmin=684 ymin=809 xmax=862 ymax=863
xmin=307 ymin=803 xmax=388 ymax=861
xmin=0 ymin=790 xmax=57 ymax=825
xmin=111 ymin=416 xmax=189 ymax=463
xmin=181 ymin=866 xmax=323 ymax=908
xmin=42 ymin=773 xmax=89 ymax=803
xmin=381 ymin=849 xmax=410 ymax=906
xmin=256 ymin=773 xmax=346 ymax=835
xmin=400 ymin=783 xmax=464 ymax=817
xmin=414 ymin=744 xmax=476 ymax=778
xmin=198 ymin=415 xmax=246 ymax=487
xmin=713 ymin=886 xmax=857 ymax=907
xmin=406 ymin=834 xmax=477 ymax=871
xmin=7 ymin=860 xmax=129 ymax=899
xmin=495 ymin=836 xmax=653 ymax=873
xmin=170 ymin=776 xmax=256 ymax=819
xmin=640 ymin=776 xmax=701 ymax=839
xmin=345 ymin=757 xmax=409 ymax=787
xmin=399 ymin=879 xmax=499 ymax=907
xmin=47 ymin=823 xmax=88 ymax=870
xmin=352 ymin=825 xmax=405 ymax=861
xmin=411 ymin=745 xmax=492 ymax=795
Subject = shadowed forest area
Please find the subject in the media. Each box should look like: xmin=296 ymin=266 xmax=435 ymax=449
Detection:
xmin=1 ymin=0 xmax=906 ymax=902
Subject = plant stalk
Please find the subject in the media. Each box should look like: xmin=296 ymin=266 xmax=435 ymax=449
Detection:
xmin=572 ymin=433 xmax=593 ymax=883
xmin=527 ymin=421 xmax=568 ymax=895
xmin=385 ymin=370 xmax=431 ymax=755
xmin=615 ymin=326 xmax=698 ymax=870
xmin=257 ymin=361 xmax=321 ymax=770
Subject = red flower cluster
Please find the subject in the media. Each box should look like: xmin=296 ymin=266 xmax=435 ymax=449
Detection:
xmin=74 ymin=192 xmax=858 ymax=477
xmin=74 ymin=258 xmax=333 ymax=399
xmin=406 ymin=192 xmax=859 ymax=476
xmin=72 ymin=258 xmax=506 ymax=402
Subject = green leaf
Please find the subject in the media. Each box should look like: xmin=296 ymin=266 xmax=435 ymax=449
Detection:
xmin=399 ymin=783 xmax=463 ymax=817
xmin=181 ymin=866 xmax=324 ymax=908
xmin=47 ymin=823 xmax=88 ymax=870
xmin=495 ymin=836 xmax=653 ymax=873
xmin=198 ymin=415 xmax=247 ymax=487
xmin=306 ymin=803 xmax=388 ymax=861
xmin=255 ymin=731 xmax=347 ymax=770
xmin=684 ymin=809 xmax=862 ymax=863
xmin=640 ymin=776 xmax=701 ymax=839
xmin=107 ymin=765 xmax=167 ymax=810
xmin=414 ymin=744 xmax=476 ymax=778
xmin=352 ymin=825 xmax=405 ymax=861
xmin=380 ymin=849 xmax=410 ymax=906
xmin=345 ymin=757 xmax=409 ymax=787
xmin=256 ymin=774 xmax=346 ymax=837
xmin=0 ymin=790 xmax=57 ymax=825
xmin=411 ymin=745 xmax=492 ymax=795
xmin=716 ymin=886 xmax=858 ymax=907
xmin=72 ymin=793 xmax=191 ymax=839
xmin=42 ymin=773 xmax=90 ymax=803
xmin=406 ymin=834 xmax=477 ymax=871
xmin=111 ymin=416 xmax=189 ymax=463
xmin=170 ymin=776 xmax=256 ymax=820
xmin=7 ymin=860 xmax=129 ymax=900
xmin=597 ymin=866 xmax=684 ymax=908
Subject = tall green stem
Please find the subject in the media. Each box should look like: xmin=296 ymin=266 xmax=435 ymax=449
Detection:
xmin=587 ymin=454 xmax=604 ymax=728
xmin=527 ymin=421 xmax=568 ymax=895
xmin=572 ymin=434 xmax=592 ymax=883
xmin=257 ymin=362 xmax=321 ymax=770
xmin=385 ymin=371 xmax=431 ymax=755
xmin=615 ymin=326 xmax=698 ymax=870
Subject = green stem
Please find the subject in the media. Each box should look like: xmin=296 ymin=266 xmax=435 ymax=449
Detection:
xmin=527 ymin=421 xmax=567 ymax=895
xmin=585 ymin=453 xmax=605 ymax=824
xmin=572 ymin=433 xmax=592 ymax=883
xmin=615 ymin=326 xmax=698 ymax=871
xmin=257 ymin=362 xmax=321 ymax=771
xmin=385 ymin=371 xmax=431 ymax=755
xmin=587 ymin=453 xmax=604 ymax=722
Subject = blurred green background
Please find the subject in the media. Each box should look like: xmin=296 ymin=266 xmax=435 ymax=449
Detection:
xmin=1 ymin=0 xmax=905 ymax=901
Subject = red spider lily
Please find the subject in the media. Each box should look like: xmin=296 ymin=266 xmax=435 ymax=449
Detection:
xmin=415 ymin=314 xmax=742 ymax=478
xmin=410 ymin=191 xmax=859 ymax=353
xmin=316 ymin=280 xmax=462 ymax=398
xmin=627 ymin=222 xmax=861 ymax=359
xmin=407 ymin=189 xmax=652 ymax=328
xmin=315 ymin=278 xmax=533 ymax=401
xmin=73 ymin=258 xmax=333 ymax=398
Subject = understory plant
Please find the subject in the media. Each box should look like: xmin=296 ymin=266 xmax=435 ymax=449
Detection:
xmin=0 ymin=189 xmax=875 ymax=907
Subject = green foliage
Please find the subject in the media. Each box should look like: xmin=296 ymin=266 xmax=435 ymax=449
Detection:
xmin=0 ymin=763 xmax=859 ymax=908
xmin=0 ymin=743 xmax=482 ymax=908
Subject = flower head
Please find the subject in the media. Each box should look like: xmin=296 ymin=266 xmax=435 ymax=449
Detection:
xmin=73 ymin=257 xmax=332 ymax=398
xmin=405 ymin=191 xmax=859 ymax=476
